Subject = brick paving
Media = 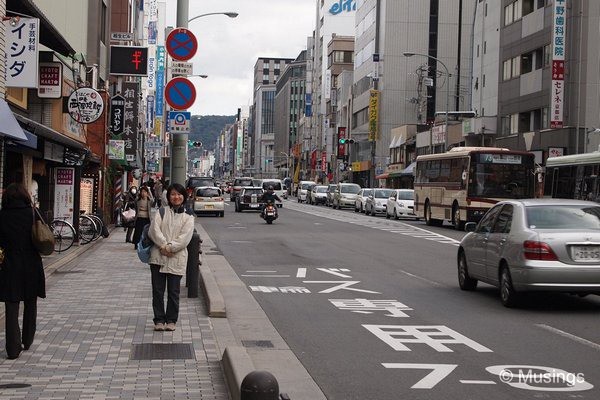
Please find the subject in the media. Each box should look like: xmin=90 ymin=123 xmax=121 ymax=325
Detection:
xmin=0 ymin=229 xmax=229 ymax=400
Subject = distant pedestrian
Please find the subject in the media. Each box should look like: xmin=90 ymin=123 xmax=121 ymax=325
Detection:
xmin=131 ymin=186 xmax=152 ymax=250
xmin=147 ymin=183 xmax=194 ymax=332
xmin=123 ymin=186 xmax=138 ymax=243
xmin=160 ymin=180 xmax=169 ymax=207
xmin=153 ymin=180 xmax=163 ymax=208
xmin=0 ymin=183 xmax=46 ymax=359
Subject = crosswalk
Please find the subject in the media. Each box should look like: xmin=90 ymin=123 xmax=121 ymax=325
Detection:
xmin=283 ymin=200 xmax=461 ymax=246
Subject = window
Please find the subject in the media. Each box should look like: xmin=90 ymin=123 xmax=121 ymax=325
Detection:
xmin=543 ymin=44 xmax=552 ymax=67
xmin=492 ymin=205 xmax=513 ymax=233
xmin=511 ymin=56 xmax=520 ymax=78
xmin=504 ymin=4 xmax=514 ymax=25
xmin=514 ymin=0 xmax=523 ymax=20
xmin=542 ymin=107 xmax=549 ymax=129
xmin=521 ymin=51 xmax=533 ymax=74
xmin=503 ymin=60 xmax=512 ymax=81
xmin=510 ymin=113 xmax=519 ymax=134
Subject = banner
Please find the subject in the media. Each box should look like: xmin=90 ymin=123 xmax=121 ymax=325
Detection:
xmin=155 ymin=46 xmax=165 ymax=117
xmin=54 ymin=167 xmax=75 ymax=225
xmin=368 ymin=90 xmax=379 ymax=141
xmin=550 ymin=0 xmax=566 ymax=129
xmin=121 ymin=82 xmax=139 ymax=163
xmin=6 ymin=18 xmax=39 ymax=88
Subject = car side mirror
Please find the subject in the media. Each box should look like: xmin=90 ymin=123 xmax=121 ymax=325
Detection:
xmin=464 ymin=222 xmax=477 ymax=232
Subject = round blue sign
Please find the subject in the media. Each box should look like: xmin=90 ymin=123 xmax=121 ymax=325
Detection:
xmin=166 ymin=28 xmax=198 ymax=61
xmin=165 ymin=77 xmax=196 ymax=110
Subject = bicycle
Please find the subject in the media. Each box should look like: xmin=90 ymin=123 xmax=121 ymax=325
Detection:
xmin=50 ymin=214 xmax=103 ymax=253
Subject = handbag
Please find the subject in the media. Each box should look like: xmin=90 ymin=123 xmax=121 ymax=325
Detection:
xmin=121 ymin=208 xmax=136 ymax=223
xmin=136 ymin=207 xmax=166 ymax=264
xmin=32 ymin=208 xmax=55 ymax=256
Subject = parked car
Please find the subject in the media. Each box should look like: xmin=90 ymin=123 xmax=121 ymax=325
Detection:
xmin=365 ymin=188 xmax=394 ymax=216
xmin=457 ymin=199 xmax=600 ymax=307
xmin=386 ymin=189 xmax=417 ymax=220
xmin=332 ymin=183 xmax=361 ymax=209
xmin=235 ymin=187 xmax=264 ymax=212
xmin=230 ymin=177 xmax=254 ymax=202
xmin=193 ymin=187 xmax=225 ymax=217
xmin=310 ymin=185 xmax=328 ymax=205
xmin=325 ymin=184 xmax=337 ymax=207
xmin=297 ymin=181 xmax=316 ymax=203
xmin=355 ymin=188 xmax=374 ymax=213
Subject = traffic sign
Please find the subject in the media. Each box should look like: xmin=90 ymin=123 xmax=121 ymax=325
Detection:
xmin=166 ymin=28 xmax=198 ymax=61
xmin=168 ymin=111 xmax=191 ymax=133
xmin=165 ymin=77 xmax=196 ymax=110
xmin=171 ymin=61 xmax=193 ymax=76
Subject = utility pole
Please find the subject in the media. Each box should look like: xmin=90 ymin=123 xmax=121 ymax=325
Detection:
xmin=370 ymin=0 xmax=381 ymax=188
xmin=171 ymin=0 xmax=189 ymax=185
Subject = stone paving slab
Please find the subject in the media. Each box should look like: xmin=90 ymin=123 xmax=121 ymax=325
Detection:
xmin=0 ymin=230 xmax=229 ymax=400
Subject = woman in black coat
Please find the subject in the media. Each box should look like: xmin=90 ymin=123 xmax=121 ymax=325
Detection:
xmin=0 ymin=183 xmax=46 ymax=359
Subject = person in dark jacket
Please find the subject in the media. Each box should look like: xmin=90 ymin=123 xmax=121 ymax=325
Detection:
xmin=131 ymin=186 xmax=152 ymax=250
xmin=0 ymin=183 xmax=46 ymax=359
xmin=123 ymin=186 xmax=138 ymax=243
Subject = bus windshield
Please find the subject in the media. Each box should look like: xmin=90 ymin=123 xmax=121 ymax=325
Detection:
xmin=468 ymin=154 xmax=534 ymax=199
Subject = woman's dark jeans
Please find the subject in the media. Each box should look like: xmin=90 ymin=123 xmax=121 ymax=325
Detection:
xmin=150 ymin=264 xmax=182 ymax=324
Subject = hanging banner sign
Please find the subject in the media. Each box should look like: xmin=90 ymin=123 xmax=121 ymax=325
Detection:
xmin=155 ymin=46 xmax=166 ymax=117
xmin=68 ymin=88 xmax=105 ymax=124
xmin=38 ymin=62 xmax=62 ymax=98
xmin=54 ymin=167 xmax=75 ymax=225
xmin=108 ymin=140 xmax=125 ymax=160
xmin=6 ymin=17 xmax=39 ymax=88
xmin=368 ymin=90 xmax=380 ymax=141
xmin=121 ymin=82 xmax=139 ymax=163
xmin=550 ymin=0 xmax=566 ymax=129
xmin=110 ymin=94 xmax=126 ymax=135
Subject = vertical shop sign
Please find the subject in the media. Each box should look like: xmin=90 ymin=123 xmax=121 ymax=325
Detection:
xmin=337 ymin=127 xmax=346 ymax=159
xmin=54 ymin=167 xmax=75 ymax=224
xmin=155 ymin=46 xmax=165 ymax=118
xmin=6 ymin=18 xmax=39 ymax=88
xmin=38 ymin=62 xmax=62 ymax=98
xmin=550 ymin=0 xmax=566 ymax=129
xmin=121 ymin=82 xmax=139 ymax=162
xmin=368 ymin=90 xmax=380 ymax=141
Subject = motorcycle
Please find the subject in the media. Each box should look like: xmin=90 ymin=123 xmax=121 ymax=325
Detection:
xmin=261 ymin=200 xmax=279 ymax=224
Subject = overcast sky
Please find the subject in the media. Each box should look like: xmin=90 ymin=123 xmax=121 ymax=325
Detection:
xmin=165 ymin=0 xmax=316 ymax=116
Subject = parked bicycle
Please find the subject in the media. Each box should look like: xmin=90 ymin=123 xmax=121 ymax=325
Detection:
xmin=50 ymin=212 xmax=105 ymax=253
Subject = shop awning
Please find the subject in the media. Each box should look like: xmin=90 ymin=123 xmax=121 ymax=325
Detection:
xmin=389 ymin=161 xmax=416 ymax=178
xmin=375 ymin=172 xmax=389 ymax=180
xmin=0 ymin=99 xmax=27 ymax=140
xmin=15 ymin=114 xmax=87 ymax=150
xmin=7 ymin=0 xmax=76 ymax=57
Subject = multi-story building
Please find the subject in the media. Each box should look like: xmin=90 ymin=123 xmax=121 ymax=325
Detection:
xmin=251 ymin=57 xmax=293 ymax=177
xmin=486 ymin=1 xmax=600 ymax=162
xmin=352 ymin=0 xmax=476 ymax=187
xmin=310 ymin=0 xmax=356 ymax=182
xmin=274 ymin=51 xmax=307 ymax=177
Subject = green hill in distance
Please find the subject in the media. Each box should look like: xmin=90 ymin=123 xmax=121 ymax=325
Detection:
xmin=189 ymin=115 xmax=236 ymax=152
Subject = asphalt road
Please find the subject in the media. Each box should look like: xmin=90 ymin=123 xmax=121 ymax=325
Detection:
xmin=198 ymin=198 xmax=600 ymax=400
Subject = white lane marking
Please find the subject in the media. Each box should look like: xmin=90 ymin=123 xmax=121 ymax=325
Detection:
xmin=296 ymin=268 xmax=307 ymax=278
xmin=284 ymin=201 xmax=460 ymax=246
xmin=398 ymin=270 xmax=444 ymax=287
xmin=227 ymin=226 xmax=247 ymax=229
xmin=459 ymin=380 xmax=496 ymax=385
xmin=231 ymin=240 xmax=253 ymax=243
xmin=241 ymin=274 xmax=291 ymax=278
xmin=536 ymin=324 xmax=600 ymax=351
xmin=247 ymin=270 xmax=277 ymax=273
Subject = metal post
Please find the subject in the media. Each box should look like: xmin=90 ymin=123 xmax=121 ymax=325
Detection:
xmin=172 ymin=0 xmax=189 ymax=186
xmin=186 ymin=229 xmax=201 ymax=298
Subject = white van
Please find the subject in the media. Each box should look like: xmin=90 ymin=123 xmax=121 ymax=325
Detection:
xmin=297 ymin=180 xmax=316 ymax=203
xmin=258 ymin=179 xmax=287 ymax=202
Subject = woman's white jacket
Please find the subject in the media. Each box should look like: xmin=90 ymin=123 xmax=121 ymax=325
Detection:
xmin=148 ymin=207 xmax=195 ymax=275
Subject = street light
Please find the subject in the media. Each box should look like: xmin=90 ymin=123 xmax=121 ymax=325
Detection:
xmin=188 ymin=12 xmax=238 ymax=23
xmin=403 ymin=52 xmax=450 ymax=152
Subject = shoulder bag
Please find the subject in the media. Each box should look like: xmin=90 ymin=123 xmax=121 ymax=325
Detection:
xmin=32 ymin=208 xmax=55 ymax=256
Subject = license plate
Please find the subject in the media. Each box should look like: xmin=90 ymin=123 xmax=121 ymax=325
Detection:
xmin=250 ymin=204 xmax=259 ymax=208
xmin=267 ymin=212 xmax=275 ymax=216
xmin=205 ymin=205 xmax=213 ymax=209
xmin=571 ymin=246 xmax=600 ymax=262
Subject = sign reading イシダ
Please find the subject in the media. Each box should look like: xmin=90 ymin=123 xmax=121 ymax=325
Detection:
xmin=68 ymin=88 xmax=105 ymax=124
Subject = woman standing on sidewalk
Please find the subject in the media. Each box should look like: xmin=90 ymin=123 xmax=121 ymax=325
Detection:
xmin=147 ymin=183 xmax=194 ymax=332
xmin=0 ymin=183 xmax=46 ymax=359
xmin=131 ymin=186 xmax=152 ymax=249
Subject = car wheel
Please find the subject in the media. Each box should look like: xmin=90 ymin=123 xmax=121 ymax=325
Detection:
xmin=453 ymin=203 xmax=464 ymax=231
xmin=458 ymin=251 xmax=478 ymax=291
xmin=425 ymin=201 xmax=441 ymax=226
xmin=500 ymin=266 xmax=520 ymax=307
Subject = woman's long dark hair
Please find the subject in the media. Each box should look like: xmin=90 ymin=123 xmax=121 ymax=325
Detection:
xmin=1 ymin=183 xmax=32 ymax=208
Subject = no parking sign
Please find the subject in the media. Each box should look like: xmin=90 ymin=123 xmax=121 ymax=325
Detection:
xmin=165 ymin=77 xmax=196 ymax=110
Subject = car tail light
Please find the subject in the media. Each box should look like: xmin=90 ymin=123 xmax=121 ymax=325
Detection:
xmin=214 ymin=197 xmax=223 ymax=201
xmin=523 ymin=240 xmax=558 ymax=261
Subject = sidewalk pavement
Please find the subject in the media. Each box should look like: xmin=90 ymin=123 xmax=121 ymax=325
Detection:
xmin=0 ymin=220 xmax=326 ymax=400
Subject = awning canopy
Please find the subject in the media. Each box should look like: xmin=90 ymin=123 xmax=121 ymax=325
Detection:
xmin=389 ymin=161 xmax=416 ymax=178
xmin=375 ymin=172 xmax=389 ymax=180
xmin=0 ymin=99 xmax=27 ymax=140
xmin=15 ymin=114 xmax=87 ymax=150
xmin=7 ymin=0 xmax=76 ymax=57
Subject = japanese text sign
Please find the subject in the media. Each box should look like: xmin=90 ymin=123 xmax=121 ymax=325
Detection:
xmin=110 ymin=46 xmax=148 ymax=76
xmin=110 ymin=95 xmax=126 ymax=135
xmin=68 ymin=88 xmax=105 ymax=124
xmin=551 ymin=0 xmax=567 ymax=129
xmin=38 ymin=62 xmax=62 ymax=99
xmin=6 ymin=17 xmax=39 ymax=88
xmin=121 ymin=82 xmax=139 ymax=163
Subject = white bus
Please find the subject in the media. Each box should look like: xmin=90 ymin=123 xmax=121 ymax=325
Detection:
xmin=414 ymin=147 xmax=535 ymax=229
xmin=544 ymin=152 xmax=600 ymax=201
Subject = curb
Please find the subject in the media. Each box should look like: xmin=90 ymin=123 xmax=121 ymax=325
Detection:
xmin=199 ymin=261 xmax=226 ymax=317
xmin=222 ymin=346 xmax=255 ymax=400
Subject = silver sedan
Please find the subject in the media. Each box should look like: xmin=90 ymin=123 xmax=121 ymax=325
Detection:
xmin=457 ymin=199 xmax=600 ymax=307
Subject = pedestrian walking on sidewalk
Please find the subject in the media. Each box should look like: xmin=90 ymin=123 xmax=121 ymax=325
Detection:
xmin=0 ymin=183 xmax=46 ymax=360
xmin=147 ymin=183 xmax=194 ymax=332
xmin=123 ymin=186 xmax=138 ymax=243
xmin=131 ymin=186 xmax=152 ymax=249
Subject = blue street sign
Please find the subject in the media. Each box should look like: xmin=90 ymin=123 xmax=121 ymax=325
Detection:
xmin=166 ymin=28 xmax=198 ymax=61
xmin=165 ymin=77 xmax=196 ymax=110
xmin=168 ymin=111 xmax=191 ymax=133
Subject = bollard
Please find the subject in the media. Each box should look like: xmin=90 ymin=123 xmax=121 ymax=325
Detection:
xmin=241 ymin=371 xmax=279 ymax=400
xmin=186 ymin=229 xmax=200 ymax=298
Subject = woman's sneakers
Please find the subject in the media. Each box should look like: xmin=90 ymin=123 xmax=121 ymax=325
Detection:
xmin=165 ymin=323 xmax=176 ymax=331
xmin=153 ymin=323 xmax=165 ymax=331
xmin=153 ymin=322 xmax=175 ymax=331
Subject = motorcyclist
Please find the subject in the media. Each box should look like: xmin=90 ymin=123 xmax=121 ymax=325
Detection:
xmin=260 ymin=185 xmax=281 ymax=217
